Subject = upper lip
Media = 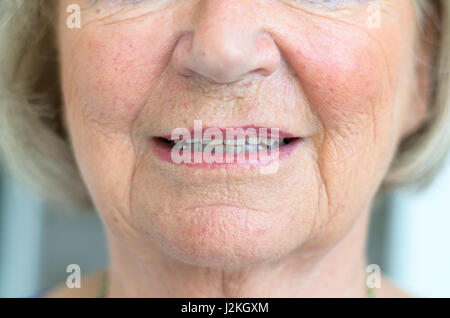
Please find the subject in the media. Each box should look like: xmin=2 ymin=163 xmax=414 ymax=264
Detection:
xmin=156 ymin=126 xmax=299 ymax=140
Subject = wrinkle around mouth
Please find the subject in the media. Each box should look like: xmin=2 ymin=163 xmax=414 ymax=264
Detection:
xmin=174 ymin=203 xmax=272 ymax=217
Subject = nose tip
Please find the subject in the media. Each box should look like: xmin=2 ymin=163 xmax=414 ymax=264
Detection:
xmin=172 ymin=30 xmax=280 ymax=84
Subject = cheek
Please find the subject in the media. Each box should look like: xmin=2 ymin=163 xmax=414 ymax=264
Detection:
xmin=283 ymin=13 xmax=411 ymax=163
xmin=64 ymin=22 xmax=171 ymax=135
xmin=60 ymin=22 xmax=173 ymax=222
xmin=281 ymin=17 xmax=412 ymax=233
xmin=296 ymin=28 xmax=398 ymax=133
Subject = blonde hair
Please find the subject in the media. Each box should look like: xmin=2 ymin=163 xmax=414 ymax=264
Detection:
xmin=384 ymin=0 xmax=450 ymax=189
xmin=0 ymin=0 xmax=90 ymax=207
xmin=0 ymin=0 xmax=448 ymax=209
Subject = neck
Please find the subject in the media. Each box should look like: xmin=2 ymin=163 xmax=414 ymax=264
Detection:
xmin=105 ymin=211 xmax=370 ymax=298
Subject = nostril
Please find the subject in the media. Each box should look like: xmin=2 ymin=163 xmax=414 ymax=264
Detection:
xmin=252 ymin=67 xmax=273 ymax=78
xmin=178 ymin=67 xmax=195 ymax=78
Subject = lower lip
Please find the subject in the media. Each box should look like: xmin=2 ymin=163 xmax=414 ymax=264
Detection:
xmin=150 ymin=138 xmax=303 ymax=169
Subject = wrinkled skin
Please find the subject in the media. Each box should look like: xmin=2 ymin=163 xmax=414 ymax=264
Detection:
xmin=58 ymin=0 xmax=426 ymax=297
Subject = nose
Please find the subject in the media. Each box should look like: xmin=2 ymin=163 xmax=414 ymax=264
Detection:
xmin=172 ymin=0 xmax=280 ymax=84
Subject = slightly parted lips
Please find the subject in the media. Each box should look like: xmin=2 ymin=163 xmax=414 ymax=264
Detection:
xmin=154 ymin=134 xmax=300 ymax=155
xmin=155 ymin=137 xmax=299 ymax=154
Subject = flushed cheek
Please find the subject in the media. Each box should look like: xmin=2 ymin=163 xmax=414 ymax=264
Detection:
xmin=296 ymin=28 xmax=399 ymax=134
xmin=286 ymin=20 xmax=408 ymax=176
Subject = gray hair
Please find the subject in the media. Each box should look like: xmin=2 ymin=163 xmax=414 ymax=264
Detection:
xmin=0 ymin=0 xmax=448 ymax=209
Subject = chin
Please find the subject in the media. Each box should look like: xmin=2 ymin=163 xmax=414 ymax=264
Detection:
xmin=140 ymin=204 xmax=305 ymax=269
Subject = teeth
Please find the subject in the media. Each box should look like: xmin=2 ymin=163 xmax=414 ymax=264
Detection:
xmin=248 ymin=137 xmax=258 ymax=145
xmin=245 ymin=144 xmax=259 ymax=153
xmin=224 ymin=138 xmax=245 ymax=145
xmin=212 ymin=145 xmax=224 ymax=154
xmin=173 ymin=138 xmax=287 ymax=153
xmin=260 ymin=138 xmax=279 ymax=146
xmin=202 ymin=139 xmax=223 ymax=145
xmin=225 ymin=145 xmax=236 ymax=154
xmin=185 ymin=138 xmax=201 ymax=144
xmin=236 ymin=145 xmax=245 ymax=154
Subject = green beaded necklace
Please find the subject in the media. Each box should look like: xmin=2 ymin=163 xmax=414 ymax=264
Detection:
xmin=97 ymin=274 xmax=376 ymax=298
xmin=366 ymin=285 xmax=376 ymax=298
xmin=97 ymin=272 xmax=109 ymax=298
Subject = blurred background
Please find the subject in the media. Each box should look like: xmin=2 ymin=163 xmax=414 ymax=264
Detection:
xmin=0 ymin=156 xmax=450 ymax=298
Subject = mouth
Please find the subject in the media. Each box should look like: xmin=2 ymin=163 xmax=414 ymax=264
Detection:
xmin=155 ymin=136 xmax=299 ymax=153
xmin=150 ymin=127 xmax=303 ymax=167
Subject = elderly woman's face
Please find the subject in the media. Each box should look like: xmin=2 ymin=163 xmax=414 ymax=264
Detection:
xmin=59 ymin=0 xmax=422 ymax=267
